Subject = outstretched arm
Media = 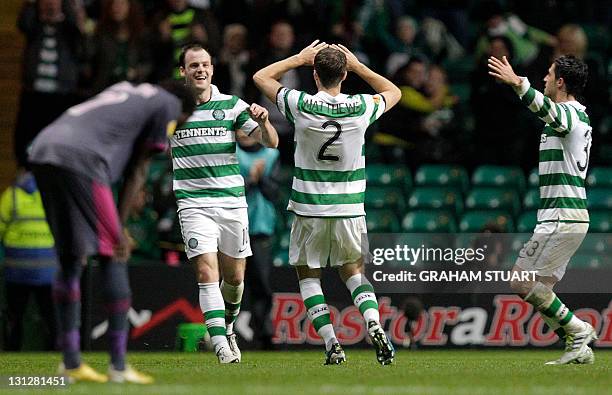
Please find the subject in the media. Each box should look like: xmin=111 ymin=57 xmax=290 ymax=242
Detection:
xmin=487 ymin=56 xmax=572 ymax=133
xmin=331 ymin=44 xmax=401 ymax=112
xmin=253 ymin=40 xmax=328 ymax=103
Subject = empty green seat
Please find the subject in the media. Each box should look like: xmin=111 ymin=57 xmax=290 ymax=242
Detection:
xmin=459 ymin=211 xmax=514 ymax=232
xmin=366 ymin=164 xmax=411 ymax=189
xmin=587 ymin=188 xmax=612 ymax=210
xmin=465 ymin=188 xmax=521 ymax=216
xmin=522 ymin=189 xmax=540 ymax=211
xmin=528 ymin=167 xmax=539 ymax=187
xmin=276 ymin=231 xmax=290 ymax=250
xmin=571 ymin=253 xmax=608 ymax=269
xmin=272 ymin=249 xmax=290 ymax=267
xmin=366 ymin=209 xmax=401 ymax=232
xmin=589 ymin=211 xmax=611 ymax=232
xmin=586 ymin=167 xmax=612 ymax=187
xmin=414 ymin=164 xmax=469 ymax=193
xmin=579 ymin=236 xmax=610 ymax=255
xmin=516 ymin=211 xmax=537 ymax=233
xmin=472 ymin=165 xmax=526 ymax=192
xmin=365 ymin=187 xmax=406 ymax=210
xmin=401 ymin=210 xmax=456 ymax=233
xmin=408 ymin=187 xmax=463 ymax=213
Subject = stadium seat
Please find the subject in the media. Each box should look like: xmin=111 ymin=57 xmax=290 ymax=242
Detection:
xmin=522 ymin=188 xmax=540 ymax=211
xmin=401 ymin=210 xmax=456 ymax=233
xmin=366 ymin=209 xmax=401 ymax=232
xmin=408 ymin=187 xmax=463 ymax=213
xmin=272 ymin=249 xmax=290 ymax=267
xmin=571 ymin=253 xmax=610 ymax=269
xmin=459 ymin=211 xmax=514 ymax=232
xmin=579 ymin=235 xmax=610 ymax=255
xmin=587 ymin=188 xmax=612 ymax=210
xmin=472 ymin=165 xmax=526 ymax=192
xmin=586 ymin=167 xmax=612 ymax=188
xmin=365 ymin=186 xmax=406 ymax=210
xmin=414 ymin=164 xmax=470 ymax=193
xmin=366 ymin=164 xmax=411 ymax=191
xmin=527 ymin=167 xmax=539 ymax=188
xmin=589 ymin=211 xmax=611 ymax=232
xmin=516 ymin=211 xmax=537 ymax=233
xmin=464 ymin=188 xmax=521 ymax=216
xmin=276 ymin=230 xmax=290 ymax=250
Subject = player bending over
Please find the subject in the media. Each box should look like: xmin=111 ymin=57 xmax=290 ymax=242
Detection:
xmin=29 ymin=81 xmax=196 ymax=383
xmin=488 ymin=55 xmax=596 ymax=364
xmin=173 ymin=44 xmax=278 ymax=363
xmin=254 ymin=41 xmax=401 ymax=365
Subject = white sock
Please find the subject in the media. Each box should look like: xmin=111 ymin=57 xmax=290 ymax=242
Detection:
xmin=198 ymin=282 xmax=228 ymax=351
xmin=299 ymin=278 xmax=337 ymax=351
xmin=220 ymin=281 xmax=244 ymax=335
xmin=345 ymin=273 xmax=380 ymax=325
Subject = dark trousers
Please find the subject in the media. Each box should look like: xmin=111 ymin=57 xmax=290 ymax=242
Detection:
xmin=5 ymin=282 xmax=57 ymax=351
xmin=245 ymin=235 xmax=274 ymax=349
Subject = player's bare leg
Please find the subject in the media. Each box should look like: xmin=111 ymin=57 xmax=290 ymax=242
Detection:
xmin=296 ymin=266 xmax=345 ymax=365
xmin=219 ymin=252 xmax=246 ymax=362
xmin=194 ymin=253 xmax=237 ymax=363
xmin=510 ymin=267 xmax=596 ymax=364
xmin=339 ymin=259 xmax=394 ymax=365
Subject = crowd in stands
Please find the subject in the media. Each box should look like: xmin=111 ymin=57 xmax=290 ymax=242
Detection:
xmin=10 ymin=0 xmax=612 ymax=263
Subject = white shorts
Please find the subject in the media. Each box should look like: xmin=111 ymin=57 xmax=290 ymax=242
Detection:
xmin=178 ymin=207 xmax=252 ymax=259
xmin=515 ymin=221 xmax=588 ymax=280
xmin=289 ymin=216 xmax=367 ymax=268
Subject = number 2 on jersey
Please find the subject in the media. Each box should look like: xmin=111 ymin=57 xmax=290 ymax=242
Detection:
xmin=317 ymin=121 xmax=342 ymax=161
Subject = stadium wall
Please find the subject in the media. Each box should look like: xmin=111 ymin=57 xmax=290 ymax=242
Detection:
xmin=84 ymin=263 xmax=612 ymax=351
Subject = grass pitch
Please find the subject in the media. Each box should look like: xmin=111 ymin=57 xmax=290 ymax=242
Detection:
xmin=1 ymin=350 xmax=610 ymax=394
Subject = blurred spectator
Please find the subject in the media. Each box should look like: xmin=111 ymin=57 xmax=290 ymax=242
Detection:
xmin=86 ymin=0 xmax=151 ymax=94
xmin=150 ymin=0 xmax=220 ymax=81
xmin=527 ymin=24 xmax=609 ymax=137
xmin=214 ymin=23 xmax=258 ymax=103
xmin=471 ymin=35 xmax=537 ymax=169
xmin=256 ymin=21 xmax=314 ymax=164
xmin=475 ymin=2 xmax=556 ymax=67
xmin=385 ymin=16 xmax=425 ymax=76
xmin=125 ymin=186 xmax=160 ymax=262
xmin=1 ymin=170 xmax=57 ymax=350
xmin=376 ymin=58 xmax=459 ymax=166
xmin=14 ymin=0 xmax=87 ymax=167
xmin=237 ymin=133 xmax=280 ymax=350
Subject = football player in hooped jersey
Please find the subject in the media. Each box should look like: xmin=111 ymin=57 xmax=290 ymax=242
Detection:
xmin=253 ymin=41 xmax=401 ymax=365
xmin=488 ymin=55 xmax=596 ymax=364
xmin=172 ymin=44 xmax=278 ymax=363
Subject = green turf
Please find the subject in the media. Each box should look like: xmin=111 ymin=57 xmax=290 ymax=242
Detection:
xmin=1 ymin=350 xmax=610 ymax=394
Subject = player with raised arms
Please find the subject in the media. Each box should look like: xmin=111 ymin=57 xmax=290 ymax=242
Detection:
xmin=253 ymin=41 xmax=401 ymax=365
xmin=488 ymin=54 xmax=596 ymax=364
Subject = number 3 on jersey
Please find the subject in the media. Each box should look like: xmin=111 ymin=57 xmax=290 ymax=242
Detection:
xmin=317 ymin=121 xmax=342 ymax=161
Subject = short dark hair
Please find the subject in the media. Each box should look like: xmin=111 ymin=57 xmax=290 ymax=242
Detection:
xmin=178 ymin=43 xmax=210 ymax=68
xmin=158 ymin=79 xmax=196 ymax=116
xmin=314 ymin=48 xmax=347 ymax=88
xmin=554 ymin=55 xmax=588 ymax=97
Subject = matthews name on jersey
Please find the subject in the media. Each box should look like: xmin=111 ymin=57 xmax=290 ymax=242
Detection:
xmin=513 ymin=77 xmax=592 ymax=223
xmin=276 ymin=87 xmax=385 ymax=217
xmin=171 ymin=84 xmax=258 ymax=210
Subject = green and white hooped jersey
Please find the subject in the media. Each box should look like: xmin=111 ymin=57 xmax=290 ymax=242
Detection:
xmin=276 ymin=88 xmax=386 ymax=217
xmin=514 ymin=78 xmax=592 ymax=223
xmin=171 ymin=85 xmax=258 ymax=210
